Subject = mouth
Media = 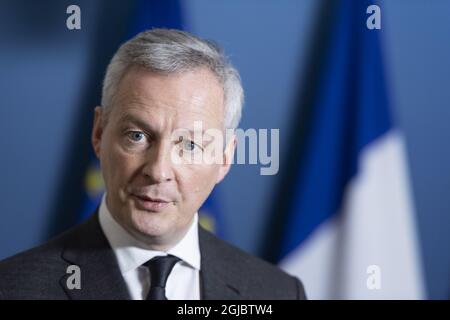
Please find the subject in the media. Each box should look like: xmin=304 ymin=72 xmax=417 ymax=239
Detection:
xmin=131 ymin=194 xmax=171 ymax=212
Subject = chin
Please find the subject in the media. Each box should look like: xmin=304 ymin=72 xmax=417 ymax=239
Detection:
xmin=129 ymin=208 xmax=177 ymax=239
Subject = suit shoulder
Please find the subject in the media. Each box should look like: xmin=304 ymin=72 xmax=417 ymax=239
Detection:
xmin=199 ymin=227 xmax=306 ymax=299
xmin=200 ymin=227 xmax=284 ymax=276
xmin=0 ymin=218 xmax=92 ymax=298
xmin=0 ymin=218 xmax=89 ymax=271
xmin=0 ymin=232 xmax=66 ymax=272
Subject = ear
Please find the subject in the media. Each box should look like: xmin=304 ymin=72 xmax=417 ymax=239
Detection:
xmin=91 ymin=106 xmax=103 ymax=159
xmin=215 ymin=134 xmax=236 ymax=184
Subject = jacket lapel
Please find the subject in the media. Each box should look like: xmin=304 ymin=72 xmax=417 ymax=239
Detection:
xmin=198 ymin=226 xmax=245 ymax=300
xmin=59 ymin=212 xmax=130 ymax=300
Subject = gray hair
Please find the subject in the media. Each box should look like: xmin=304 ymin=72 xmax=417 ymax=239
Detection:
xmin=101 ymin=28 xmax=244 ymax=130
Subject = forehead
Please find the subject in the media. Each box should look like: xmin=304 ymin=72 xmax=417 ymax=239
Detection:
xmin=110 ymin=66 xmax=225 ymax=130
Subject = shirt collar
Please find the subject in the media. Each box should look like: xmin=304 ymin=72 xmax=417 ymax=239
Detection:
xmin=98 ymin=193 xmax=201 ymax=274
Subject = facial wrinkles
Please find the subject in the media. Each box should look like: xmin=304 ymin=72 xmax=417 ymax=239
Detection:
xmin=118 ymin=67 xmax=223 ymax=126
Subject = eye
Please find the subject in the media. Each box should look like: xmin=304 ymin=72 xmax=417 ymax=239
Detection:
xmin=179 ymin=137 xmax=202 ymax=152
xmin=183 ymin=139 xmax=196 ymax=151
xmin=127 ymin=131 xmax=145 ymax=142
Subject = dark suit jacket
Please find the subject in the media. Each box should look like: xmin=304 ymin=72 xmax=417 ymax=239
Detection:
xmin=0 ymin=212 xmax=306 ymax=300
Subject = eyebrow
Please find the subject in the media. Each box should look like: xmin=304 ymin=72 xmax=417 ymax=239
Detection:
xmin=117 ymin=113 xmax=215 ymax=139
xmin=117 ymin=114 xmax=155 ymax=133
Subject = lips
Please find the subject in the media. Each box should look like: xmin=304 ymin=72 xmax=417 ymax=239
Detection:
xmin=131 ymin=193 xmax=171 ymax=212
xmin=134 ymin=194 xmax=170 ymax=203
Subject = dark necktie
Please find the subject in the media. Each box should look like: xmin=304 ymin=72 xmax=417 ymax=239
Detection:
xmin=143 ymin=255 xmax=181 ymax=300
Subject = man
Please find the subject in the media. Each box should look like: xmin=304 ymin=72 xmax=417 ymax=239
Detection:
xmin=0 ymin=29 xmax=306 ymax=300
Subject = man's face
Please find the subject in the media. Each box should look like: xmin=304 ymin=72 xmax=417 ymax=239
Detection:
xmin=92 ymin=66 xmax=234 ymax=250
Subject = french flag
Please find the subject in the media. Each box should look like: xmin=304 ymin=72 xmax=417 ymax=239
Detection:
xmin=278 ymin=0 xmax=425 ymax=299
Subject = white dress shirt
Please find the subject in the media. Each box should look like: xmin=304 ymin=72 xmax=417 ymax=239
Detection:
xmin=98 ymin=194 xmax=201 ymax=300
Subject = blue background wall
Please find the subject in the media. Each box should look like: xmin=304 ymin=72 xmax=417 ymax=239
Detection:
xmin=0 ymin=0 xmax=449 ymax=299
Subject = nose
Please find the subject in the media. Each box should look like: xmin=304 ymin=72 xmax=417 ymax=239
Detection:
xmin=141 ymin=139 xmax=175 ymax=183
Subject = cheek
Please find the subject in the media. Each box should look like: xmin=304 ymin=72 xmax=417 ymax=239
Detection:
xmin=101 ymin=138 xmax=141 ymax=192
xmin=178 ymin=165 xmax=220 ymax=201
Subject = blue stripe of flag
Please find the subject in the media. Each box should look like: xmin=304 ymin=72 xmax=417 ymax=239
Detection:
xmin=279 ymin=0 xmax=391 ymax=259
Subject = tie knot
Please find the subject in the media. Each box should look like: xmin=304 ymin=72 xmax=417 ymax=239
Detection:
xmin=143 ymin=255 xmax=181 ymax=289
